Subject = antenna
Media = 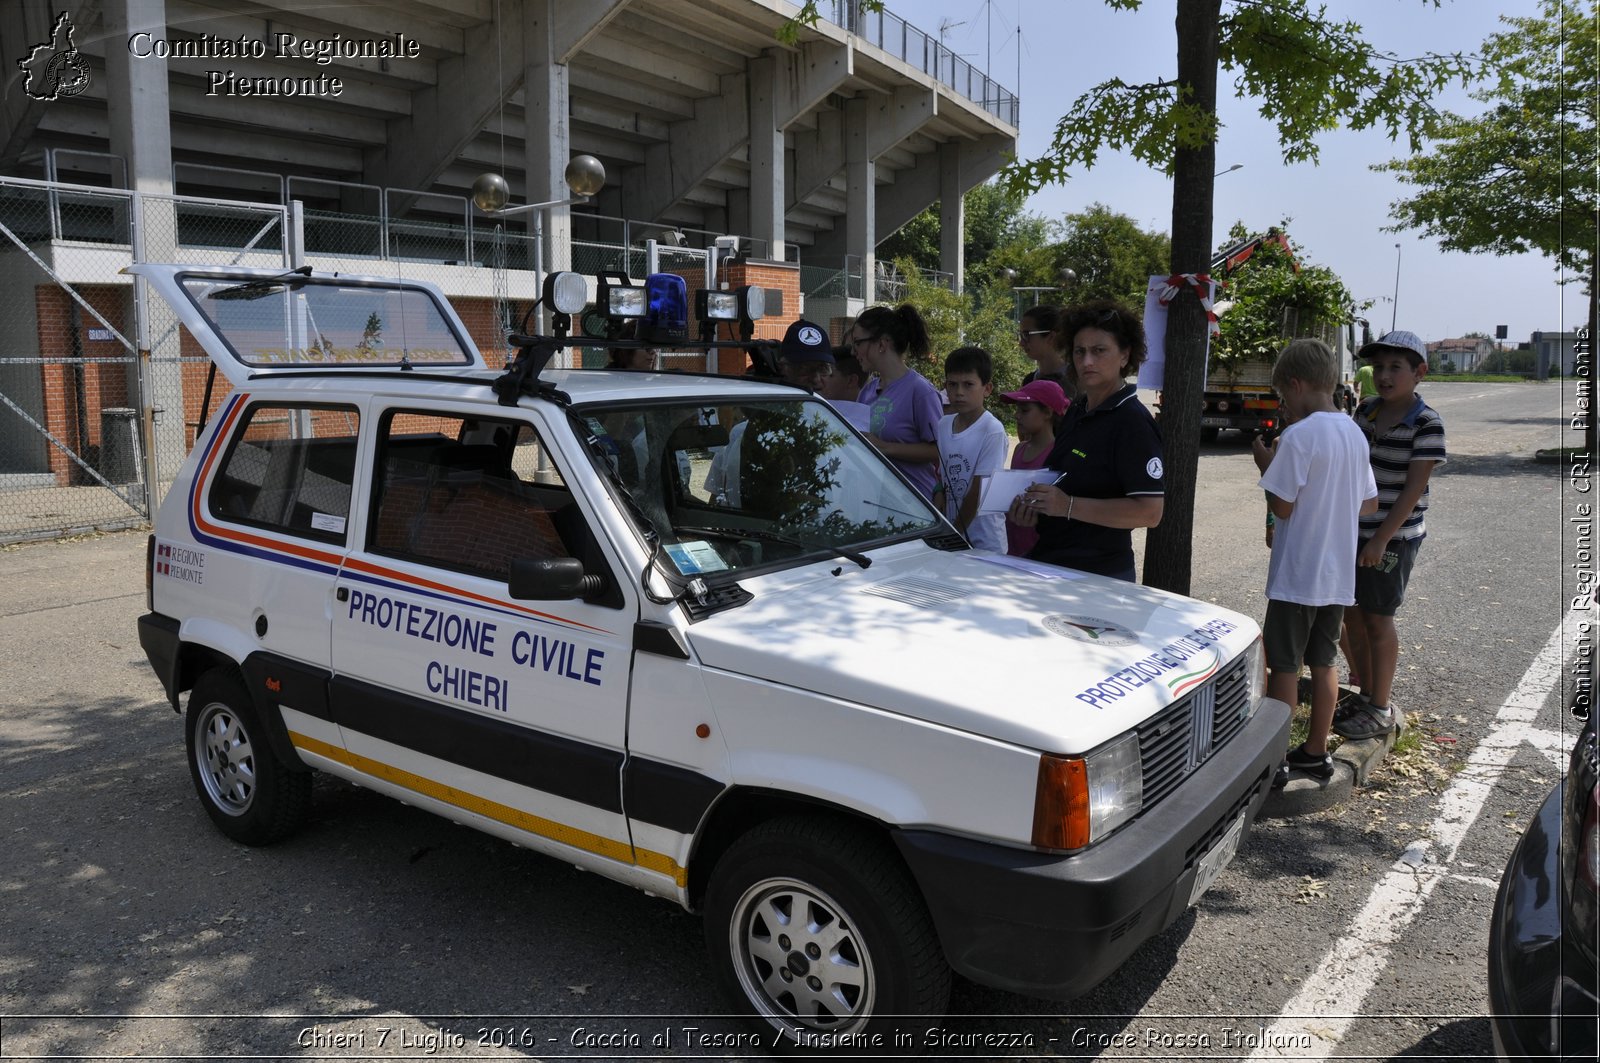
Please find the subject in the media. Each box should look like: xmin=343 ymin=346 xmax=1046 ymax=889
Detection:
xmin=937 ymin=17 xmax=965 ymax=45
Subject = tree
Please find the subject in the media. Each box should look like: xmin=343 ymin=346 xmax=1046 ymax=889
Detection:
xmin=877 ymin=181 xmax=1050 ymax=288
xmin=1212 ymin=223 xmax=1360 ymax=370
xmin=786 ymin=0 xmax=1471 ymax=594
xmin=1380 ymin=0 xmax=1596 ymax=449
xmin=1056 ymin=204 xmax=1172 ymax=307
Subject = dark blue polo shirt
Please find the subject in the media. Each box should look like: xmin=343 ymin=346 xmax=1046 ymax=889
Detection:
xmin=1028 ymin=383 xmax=1164 ymax=577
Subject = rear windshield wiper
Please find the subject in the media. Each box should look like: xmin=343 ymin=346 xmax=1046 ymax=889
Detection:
xmin=674 ymin=525 xmax=871 ymax=570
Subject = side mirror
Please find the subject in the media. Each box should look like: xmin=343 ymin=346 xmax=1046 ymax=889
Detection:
xmin=508 ymin=556 xmax=605 ymax=601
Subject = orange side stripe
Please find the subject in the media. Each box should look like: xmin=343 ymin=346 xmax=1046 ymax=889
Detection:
xmin=288 ymin=731 xmax=687 ymax=888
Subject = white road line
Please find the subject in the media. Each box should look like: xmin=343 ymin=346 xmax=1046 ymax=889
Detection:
xmin=1249 ymin=619 xmax=1576 ymax=1060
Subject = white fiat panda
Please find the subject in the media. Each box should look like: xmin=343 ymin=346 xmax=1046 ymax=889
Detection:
xmin=135 ymin=264 xmax=1288 ymax=1052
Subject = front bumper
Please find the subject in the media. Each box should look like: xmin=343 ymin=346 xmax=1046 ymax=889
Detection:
xmin=1488 ymin=778 xmax=1599 ymax=1060
xmin=894 ymin=697 xmax=1289 ymax=1000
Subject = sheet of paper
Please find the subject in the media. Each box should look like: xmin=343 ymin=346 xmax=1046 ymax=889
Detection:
xmin=978 ymin=468 xmax=1057 ymax=514
xmin=967 ymin=552 xmax=1085 ymax=580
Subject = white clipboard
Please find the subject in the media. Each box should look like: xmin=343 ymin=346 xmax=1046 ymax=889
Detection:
xmin=977 ymin=468 xmax=1057 ymax=515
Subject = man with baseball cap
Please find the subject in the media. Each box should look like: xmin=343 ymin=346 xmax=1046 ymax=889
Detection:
xmin=705 ymin=318 xmax=837 ymax=506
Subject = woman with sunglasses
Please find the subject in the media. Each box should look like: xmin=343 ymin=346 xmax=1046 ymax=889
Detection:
xmin=1007 ymin=300 xmax=1165 ymax=582
xmin=850 ymin=303 xmax=942 ymax=500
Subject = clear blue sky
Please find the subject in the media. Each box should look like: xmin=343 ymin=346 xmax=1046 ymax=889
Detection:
xmin=896 ymin=0 xmax=1586 ymax=345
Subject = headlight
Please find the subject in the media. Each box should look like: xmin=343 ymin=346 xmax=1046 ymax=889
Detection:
xmin=1245 ymin=636 xmax=1265 ymax=720
xmin=696 ymin=289 xmax=740 ymax=321
xmin=606 ymin=285 xmax=646 ymax=318
xmin=1032 ymin=733 xmax=1143 ymax=851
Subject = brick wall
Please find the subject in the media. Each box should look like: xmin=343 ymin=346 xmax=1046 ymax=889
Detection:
xmin=33 ymin=285 xmax=136 ymax=485
xmin=719 ymin=260 xmax=801 ymax=376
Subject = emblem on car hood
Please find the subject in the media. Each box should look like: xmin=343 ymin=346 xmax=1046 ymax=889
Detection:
xmin=1042 ymin=614 xmax=1140 ymax=646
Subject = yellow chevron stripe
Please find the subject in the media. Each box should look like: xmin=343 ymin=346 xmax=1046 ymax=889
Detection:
xmin=289 ymin=731 xmax=687 ymax=888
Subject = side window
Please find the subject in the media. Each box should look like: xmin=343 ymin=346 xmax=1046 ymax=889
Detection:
xmin=368 ymin=410 xmax=581 ymax=582
xmin=208 ymin=404 xmax=359 ymax=544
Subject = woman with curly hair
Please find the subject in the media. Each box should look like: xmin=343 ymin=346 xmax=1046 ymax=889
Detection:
xmin=1007 ymin=300 xmax=1165 ymax=582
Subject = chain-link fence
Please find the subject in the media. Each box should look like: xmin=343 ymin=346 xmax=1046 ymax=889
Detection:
xmin=0 ymin=169 xmax=748 ymax=542
xmin=0 ymin=174 xmax=289 ymax=543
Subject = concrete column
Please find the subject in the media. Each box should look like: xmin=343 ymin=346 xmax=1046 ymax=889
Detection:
xmin=524 ymin=0 xmax=572 ymax=274
xmin=104 ymin=0 xmax=183 ymax=504
xmin=844 ymin=96 xmax=875 ymax=303
xmin=747 ymin=54 xmax=785 ymax=260
xmin=938 ymin=142 xmax=965 ymax=293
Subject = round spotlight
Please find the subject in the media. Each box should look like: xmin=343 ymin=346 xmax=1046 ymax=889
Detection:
xmin=565 ymin=155 xmax=606 ymax=197
xmin=471 ymin=172 xmax=510 ymax=213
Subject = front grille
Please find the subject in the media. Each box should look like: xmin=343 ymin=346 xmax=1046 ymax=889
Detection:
xmin=1182 ymin=766 xmax=1271 ymax=869
xmin=1137 ymin=653 xmax=1252 ymax=809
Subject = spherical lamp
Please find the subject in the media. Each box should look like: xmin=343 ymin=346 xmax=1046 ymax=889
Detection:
xmin=471 ymin=172 xmax=510 ymax=213
xmin=564 ymin=155 xmax=606 ymax=196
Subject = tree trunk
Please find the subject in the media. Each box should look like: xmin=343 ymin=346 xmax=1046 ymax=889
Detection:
xmin=1142 ymin=0 xmax=1223 ymax=596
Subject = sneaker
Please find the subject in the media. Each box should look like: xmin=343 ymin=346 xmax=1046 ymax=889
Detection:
xmin=1273 ymin=742 xmax=1334 ymax=785
xmin=1332 ymin=690 xmax=1369 ymax=729
xmin=1334 ymin=700 xmax=1397 ymax=741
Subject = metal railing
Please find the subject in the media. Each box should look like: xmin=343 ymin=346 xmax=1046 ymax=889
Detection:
xmin=823 ymin=1 xmax=1020 ymax=126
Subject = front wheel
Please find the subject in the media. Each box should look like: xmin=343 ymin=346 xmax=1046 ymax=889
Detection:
xmin=185 ymin=668 xmax=310 ymax=845
xmin=703 ymin=817 xmax=950 ymax=1053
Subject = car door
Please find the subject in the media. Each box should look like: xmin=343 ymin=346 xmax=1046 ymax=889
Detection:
xmin=329 ymin=402 xmax=638 ymax=874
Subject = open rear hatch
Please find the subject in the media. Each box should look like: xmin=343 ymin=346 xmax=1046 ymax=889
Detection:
xmin=125 ymin=264 xmax=491 ymax=386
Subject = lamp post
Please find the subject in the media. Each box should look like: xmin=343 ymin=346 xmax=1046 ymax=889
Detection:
xmin=1390 ymin=242 xmax=1402 ymax=332
xmin=472 ymin=156 xmax=607 ymax=336
xmin=1215 ymin=163 xmax=1244 ymax=177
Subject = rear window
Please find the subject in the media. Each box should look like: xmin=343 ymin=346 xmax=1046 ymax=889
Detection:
xmin=209 ymin=404 xmax=360 ymax=543
xmin=179 ymin=275 xmax=474 ymax=369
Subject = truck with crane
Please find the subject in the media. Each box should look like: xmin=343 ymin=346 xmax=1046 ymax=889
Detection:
xmin=1200 ymin=231 xmax=1358 ymax=441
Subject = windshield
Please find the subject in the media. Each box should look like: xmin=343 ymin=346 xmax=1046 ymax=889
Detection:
xmin=581 ymin=396 xmax=943 ymax=576
xmin=178 ymin=275 xmax=476 ymax=369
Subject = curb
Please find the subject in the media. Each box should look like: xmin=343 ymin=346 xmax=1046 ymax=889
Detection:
xmin=1260 ymin=711 xmax=1401 ymax=818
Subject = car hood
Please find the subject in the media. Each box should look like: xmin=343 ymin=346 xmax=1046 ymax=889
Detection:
xmin=684 ymin=546 xmax=1261 ymax=753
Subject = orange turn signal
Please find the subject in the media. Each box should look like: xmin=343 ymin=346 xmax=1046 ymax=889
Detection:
xmin=1032 ymin=753 xmax=1090 ymax=850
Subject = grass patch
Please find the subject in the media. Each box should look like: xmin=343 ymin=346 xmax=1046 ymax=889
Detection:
xmin=1428 ymin=373 xmax=1539 ymax=383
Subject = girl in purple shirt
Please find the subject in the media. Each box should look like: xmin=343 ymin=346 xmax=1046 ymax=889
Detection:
xmin=850 ymin=304 xmax=942 ymax=499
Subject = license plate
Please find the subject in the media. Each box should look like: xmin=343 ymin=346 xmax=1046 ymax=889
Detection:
xmin=1200 ymin=416 xmax=1229 ymax=427
xmin=1188 ymin=811 xmax=1247 ymax=905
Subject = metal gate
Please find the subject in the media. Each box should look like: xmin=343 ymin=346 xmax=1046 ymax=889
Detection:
xmin=0 ymin=174 xmax=289 ymax=543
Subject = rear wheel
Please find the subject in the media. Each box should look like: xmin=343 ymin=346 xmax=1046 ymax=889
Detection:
xmin=186 ymin=668 xmax=310 ymax=845
xmin=1200 ymin=426 xmax=1220 ymax=443
xmin=704 ymin=817 xmax=950 ymax=1053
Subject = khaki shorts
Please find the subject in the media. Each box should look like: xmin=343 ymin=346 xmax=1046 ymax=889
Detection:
xmin=1264 ymin=599 xmax=1345 ymax=673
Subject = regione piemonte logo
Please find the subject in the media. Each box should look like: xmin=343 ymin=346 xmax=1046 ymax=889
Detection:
xmin=17 ymin=11 xmax=92 ymax=101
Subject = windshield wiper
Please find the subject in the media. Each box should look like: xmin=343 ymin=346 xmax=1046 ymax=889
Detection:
xmin=675 ymin=525 xmax=871 ymax=570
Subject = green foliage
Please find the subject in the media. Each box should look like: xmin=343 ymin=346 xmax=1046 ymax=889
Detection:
xmin=894 ymin=260 xmax=1029 ymax=427
xmin=1056 ymin=203 xmax=1171 ymax=306
xmin=1380 ymin=0 xmax=1597 ymax=276
xmin=1481 ymin=347 xmax=1537 ymax=376
xmin=1212 ymin=223 xmax=1360 ymax=370
xmin=877 ymin=181 xmax=1050 ymax=289
xmin=1000 ymin=0 xmax=1475 ymax=197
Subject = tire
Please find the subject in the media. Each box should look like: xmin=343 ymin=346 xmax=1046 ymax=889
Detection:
xmin=703 ymin=816 xmax=951 ymax=1054
xmin=1201 ymin=427 xmax=1220 ymax=443
xmin=185 ymin=668 xmax=310 ymax=845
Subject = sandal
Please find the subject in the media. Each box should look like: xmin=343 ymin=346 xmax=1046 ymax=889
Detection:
xmin=1334 ymin=701 xmax=1397 ymax=741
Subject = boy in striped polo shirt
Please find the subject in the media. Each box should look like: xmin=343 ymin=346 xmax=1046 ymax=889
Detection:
xmin=1337 ymin=330 xmax=1448 ymax=740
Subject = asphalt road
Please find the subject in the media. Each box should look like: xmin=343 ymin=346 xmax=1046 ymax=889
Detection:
xmin=0 ymin=380 xmax=1588 ymax=1061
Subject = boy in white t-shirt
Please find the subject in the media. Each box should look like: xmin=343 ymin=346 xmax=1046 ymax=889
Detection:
xmin=935 ymin=346 xmax=1009 ymax=551
xmin=1253 ymin=339 xmax=1379 ymax=783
